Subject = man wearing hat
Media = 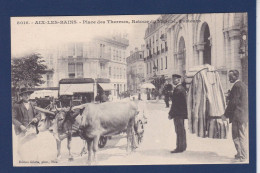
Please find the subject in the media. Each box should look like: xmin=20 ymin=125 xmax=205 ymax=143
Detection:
xmin=168 ymin=74 xmax=187 ymax=153
xmin=12 ymin=88 xmax=41 ymax=136
xmin=222 ymin=70 xmax=248 ymax=162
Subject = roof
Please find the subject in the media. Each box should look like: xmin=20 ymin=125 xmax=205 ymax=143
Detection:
xmin=59 ymin=78 xmax=111 ymax=84
xmin=96 ymin=78 xmax=110 ymax=83
xmin=59 ymin=78 xmax=95 ymax=84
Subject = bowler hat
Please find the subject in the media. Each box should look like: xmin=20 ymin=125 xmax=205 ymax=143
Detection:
xmin=19 ymin=87 xmax=34 ymax=96
xmin=172 ymin=74 xmax=182 ymax=78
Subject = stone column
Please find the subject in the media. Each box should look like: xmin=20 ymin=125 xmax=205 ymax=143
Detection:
xmin=196 ymin=42 xmax=205 ymax=65
xmin=228 ymin=27 xmax=242 ymax=76
xmin=193 ymin=44 xmax=198 ymax=66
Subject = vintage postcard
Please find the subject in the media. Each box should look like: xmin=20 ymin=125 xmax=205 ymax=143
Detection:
xmin=11 ymin=13 xmax=249 ymax=166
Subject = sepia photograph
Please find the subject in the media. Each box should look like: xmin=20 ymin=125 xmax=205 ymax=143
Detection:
xmin=11 ymin=13 xmax=249 ymax=166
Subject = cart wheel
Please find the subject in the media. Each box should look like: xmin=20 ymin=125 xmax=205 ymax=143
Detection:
xmin=135 ymin=120 xmax=144 ymax=145
xmin=98 ymin=136 xmax=108 ymax=148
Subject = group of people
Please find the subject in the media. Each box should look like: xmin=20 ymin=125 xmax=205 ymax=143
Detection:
xmin=163 ymin=70 xmax=248 ymax=162
xmin=12 ymin=69 xmax=248 ymax=163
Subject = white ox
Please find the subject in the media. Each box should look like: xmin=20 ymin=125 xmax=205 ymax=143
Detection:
xmin=50 ymin=101 xmax=140 ymax=164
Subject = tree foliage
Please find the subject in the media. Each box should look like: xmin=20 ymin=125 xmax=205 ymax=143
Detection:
xmin=11 ymin=53 xmax=47 ymax=90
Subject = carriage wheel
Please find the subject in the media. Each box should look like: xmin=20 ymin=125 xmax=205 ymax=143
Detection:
xmin=135 ymin=120 xmax=144 ymax=145
xmin=98 ymin=136 xmax=108 ymax=148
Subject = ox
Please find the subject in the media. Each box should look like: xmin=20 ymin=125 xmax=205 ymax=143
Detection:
xmin=36 ymin=106 xmax=87 ymax=160
xmin=77 ymin=101 xmax=139 ymax=164
xmin=48 ymin=101 xmax=140 ymax=164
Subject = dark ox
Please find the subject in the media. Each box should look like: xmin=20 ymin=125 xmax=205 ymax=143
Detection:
xmin=36 ymin=107 xmax=87 ymax=160
xmin=48 ymin=107 xmax=87 ymax=160
xmin=50 ymin=101 xmax=140 ymax=164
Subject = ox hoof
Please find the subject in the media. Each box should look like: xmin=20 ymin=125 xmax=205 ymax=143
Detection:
xmin=68 ymin=157 xmax=74 ymax=161
xmin=57 ymin=155 xmax=62 ymax=160
xmin=80 ymin=151 xmax=88 ymax=156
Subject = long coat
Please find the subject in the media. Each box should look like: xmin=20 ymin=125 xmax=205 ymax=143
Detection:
xmin=169 ymin=84 xmax=187 ymax=119
xmin=224 ymin=81 xmax=248 ymax=123
xmin=12 ymin=101 xmax=41 ymax=135
xmin=163 ymin=84 xmax=173 ymax=98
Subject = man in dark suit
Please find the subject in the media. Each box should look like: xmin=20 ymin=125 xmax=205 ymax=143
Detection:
xmin=12 ymin=88 xmax=41 ymax=136
xmin=163 ymin=80 xmax=173 ymax=108
xmin=168 ymin=74 xmax=187 ymax=153
xmin=222 ymin=70 xmax=248 ymax=162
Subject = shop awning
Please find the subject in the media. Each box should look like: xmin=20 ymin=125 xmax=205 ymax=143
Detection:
xmin=98 ymin=83 xmax=114 ymax=90
xmin=30 ymin=90 xmax=59 ymax=99
xmin=60 ymin=83 xmax=94 ymax=95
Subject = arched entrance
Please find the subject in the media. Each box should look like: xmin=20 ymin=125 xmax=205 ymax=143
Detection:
xmin=200 ymin=23 xmax=211 ymax=65
xmin=178 ymin=36 xmax=186 ymax=76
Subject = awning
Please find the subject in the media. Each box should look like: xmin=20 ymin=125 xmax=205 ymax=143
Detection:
xmin=30 ymin=90 xmax=59 ymax=99
xmin=98 ymin=83 xmax=114 ymax=90
xmin=60 ymin=83 xmax=94 ymax=95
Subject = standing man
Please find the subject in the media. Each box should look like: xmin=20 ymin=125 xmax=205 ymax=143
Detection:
xmin=222 ymin=70 xmax=248 ymax=162
xmin=163 ymin=80 xmax=173 ymax=108
xmin=12 ymin=88 xmax=41 ymax=136
xmin=168 ymin=74 xmax=187 ymax=153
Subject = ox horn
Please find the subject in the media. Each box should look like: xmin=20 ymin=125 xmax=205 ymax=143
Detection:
xmin=55 ymin=105 xmax=62 ymax=112
xmin=34 ymin=106 xmax=55 ymax=115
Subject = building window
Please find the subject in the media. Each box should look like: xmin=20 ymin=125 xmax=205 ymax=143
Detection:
xmin=117 ymin=67 xmax=119 ymax=79
xmin=49 ymin=54 xmax=53 ymax=66
xmin=119 ymin=68 xmax=122 ymax=79
xmin=165 ymin=56 xmax=167 ymax=69
xmin=76 ymin=62 xmax=83 ymax=77
xmin=109 ymin=67 xmax=111 ymax=77
xmin=68 ymin=43 xmax=75 ymax=58
xmin=157 ymin=59 xmax=159 ymax=71
xmin=114 ymin=84 xmax=116 ymax=96
xmin=161 ymin=58 xmax=163 ymax=70
xmin=76 ymin=43 xmax=83 ymax=58
xmin=147 ymin=63 xmax=148 ymax=74
xmin=123 ymin=68 xmax=126 ymax=79
xmin=113 ymin=67 xmax=116 ymax=78
xmin=46 ymin=74 xmax=53 ymax=87
xmin=119 ymin=50 xmax=121 ymax=61
xmin=113 ymin=49 xmax=115 ymax=60
xmin=150 ymin=62 xmax=152 ymax=73
xmin=68 ymin=63 xmax=75 ymax=78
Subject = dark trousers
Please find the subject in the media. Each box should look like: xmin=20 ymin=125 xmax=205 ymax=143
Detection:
xmin=164 ymin=95 xmax=169 ymax=107
xmin=232 ymin=120 xmax=248 ymax=159
xmin=174 ymin=118 xmax=187 ymax=151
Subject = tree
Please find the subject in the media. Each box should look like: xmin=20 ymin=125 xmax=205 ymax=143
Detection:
xmin=11 ymin=53 xmax=48 ymax=100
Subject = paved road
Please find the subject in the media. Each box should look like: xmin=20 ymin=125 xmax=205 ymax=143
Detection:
xmin=53 ymin=100 xmax=247 ymax=166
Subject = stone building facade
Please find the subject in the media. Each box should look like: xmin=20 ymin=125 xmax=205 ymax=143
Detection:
xmin=144 ymin=13 xmax=248 ymax=93
xmin=126 ymin=45 xmax=145 ymax=93
xmin=38 ymin=34 xmax=129 ymax=98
